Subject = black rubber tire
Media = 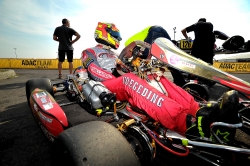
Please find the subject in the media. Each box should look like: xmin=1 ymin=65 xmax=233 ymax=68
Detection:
xmin=182 ymin=82 xmax=209 ymax=101
xmin=222 ymin=35 xmax=245 ymax=50
xmin=199 ymin=78 xmax=216 ymax=87
xmin=25 ymin=78 xmax=54 ymax=105
xmin=57 ymin=121 xmax=140 ymax=166
xmin=206 ymin=80 xmax=216 ymax=87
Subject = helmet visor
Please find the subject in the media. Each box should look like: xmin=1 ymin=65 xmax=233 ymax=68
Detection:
xmin=108 ymin=29 xmax=122 ymax=41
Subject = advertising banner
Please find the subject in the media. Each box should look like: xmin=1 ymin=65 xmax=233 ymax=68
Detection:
xmin=213 ymin=61 xmax=250 ymax=73
xmin=0 ymin=59 xmax=82 ymax=69
xmin=0 ymin=59 xmax=249 ymax=73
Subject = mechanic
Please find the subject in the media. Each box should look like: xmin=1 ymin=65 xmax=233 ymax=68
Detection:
xmin=125 ymin=26 xmax=171 ymax=59
xmin=81 ymin=22 xmax=238 ymax=141
xmin=53 ymin=18 xmax=81 ymax=79
xmin=125 ymin=25 xmax=186 ymax=87
xmin=181 ymin=18 xmax=216 ymax=64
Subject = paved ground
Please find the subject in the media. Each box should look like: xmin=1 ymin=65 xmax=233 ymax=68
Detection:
xmin=0 ymin=69 xmax=250 ymax=166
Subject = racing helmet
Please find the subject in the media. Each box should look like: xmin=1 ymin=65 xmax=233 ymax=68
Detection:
xmin=94 ymin=22 xmax=122 ymax=50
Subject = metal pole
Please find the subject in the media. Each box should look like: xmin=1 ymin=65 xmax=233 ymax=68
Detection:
xmin=173 ymin=27 xmax=176 ymax=40
xmin=14 ymin=48 xmax=17 ymax=59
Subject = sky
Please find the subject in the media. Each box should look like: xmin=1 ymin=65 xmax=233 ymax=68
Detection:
xmin=0 ymin=0 xmax=250 ymax=59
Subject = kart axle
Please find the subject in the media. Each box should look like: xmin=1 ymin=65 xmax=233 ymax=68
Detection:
xmin=59 ymin=101 xmax=77 ymax=107
xmin=188 ymin=140 xmax=250 ymax=154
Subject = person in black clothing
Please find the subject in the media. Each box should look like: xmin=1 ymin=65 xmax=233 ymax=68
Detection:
xmin=181 ymin=18 xmax=215 ymax=64
xmin=53 ymin=18 xmax=81 ymax=79
xmin=125 ymin=26 xmax=186 ymax=87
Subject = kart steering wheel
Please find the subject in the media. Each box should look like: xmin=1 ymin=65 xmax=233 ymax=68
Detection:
xmin=118 ymin=40 xmax=151 ymax=70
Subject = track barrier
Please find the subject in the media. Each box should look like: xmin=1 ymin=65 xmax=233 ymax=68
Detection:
xmin=0 ymin=59 xmax=82 ymax=69
xmin=213 ymin=61 xmax=250 ymax=73
xmin=0 ymin=59 xmax=249 ymax=73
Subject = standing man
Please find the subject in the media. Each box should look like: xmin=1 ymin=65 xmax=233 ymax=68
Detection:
xmin=125 ymin=26 xmax=171 ymax=59
xmin=181 ymin=18 xmax=215 ymax=64
xmin=53 ymin=18 xmax=81 ymax=79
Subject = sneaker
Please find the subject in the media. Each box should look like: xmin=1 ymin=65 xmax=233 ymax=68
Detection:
xmin=196 ymin=101 xmax=219 ymax=117
xmin=194 ymin=90 xmax=239 ymax=143
xmin=185 ymin=114 xmax=213 ymax=140
xmin=217 ymin=90 xmax=239 ymax=124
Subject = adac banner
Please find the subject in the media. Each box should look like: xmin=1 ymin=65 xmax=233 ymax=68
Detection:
xmin=0 ymin=59 xmax=250 ymax=73
xmin=213 ymin=61 xmax=250 ymax=73
xmin=0 ymin=59 xmax=82 ymax=69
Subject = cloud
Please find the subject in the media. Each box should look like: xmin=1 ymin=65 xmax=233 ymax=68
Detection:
xmin=0 ymin=0 xmax=250 ymax=59
xmin=0 ymin=0 xmax=86 ymax=36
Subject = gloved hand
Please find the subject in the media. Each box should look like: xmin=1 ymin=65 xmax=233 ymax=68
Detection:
xmin=187 ymin=37 xmax=192 ymax=42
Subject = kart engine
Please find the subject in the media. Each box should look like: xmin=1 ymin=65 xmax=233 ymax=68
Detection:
xmin=82 ymin=80 xmax=116 ymax=109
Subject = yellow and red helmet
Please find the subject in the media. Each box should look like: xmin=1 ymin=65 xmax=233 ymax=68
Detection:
xmin=94 ymin=22 xmax=122 ymax=50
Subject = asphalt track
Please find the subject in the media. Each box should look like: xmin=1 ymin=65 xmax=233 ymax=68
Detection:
xmin=0 ymin=69 xmax=250 ymax=166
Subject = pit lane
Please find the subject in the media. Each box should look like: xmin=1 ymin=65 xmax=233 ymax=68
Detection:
xmin=0 ymin=69 xmax=250 ymax=166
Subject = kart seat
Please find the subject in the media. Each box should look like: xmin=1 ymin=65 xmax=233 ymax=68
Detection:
xmin=128 ymin=105 xmax=148 ymax=116
xmin=222 ymin=35 xmax=245 ymax=50
xmin=125 ymin=105 xmax=148 ymax=121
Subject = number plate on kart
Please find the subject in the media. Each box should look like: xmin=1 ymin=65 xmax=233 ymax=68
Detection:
xmin=180 ymin=40 xmax=193 ymax=49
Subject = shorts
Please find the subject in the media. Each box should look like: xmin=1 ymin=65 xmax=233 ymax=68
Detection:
xmin=58 ymin=50 xmax=73 ymax=62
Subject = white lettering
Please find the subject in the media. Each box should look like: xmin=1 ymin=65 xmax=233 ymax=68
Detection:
xmin=129 ymin=79 xmax=134 ymax=88
xmin=157 ymin=97 xmax=164 ymax=107
xmin=150 ymin=93 xmax=158 ymax=103
xmin=133 ymin=82 xmax=138 ymax=90
xmin=141 ymin=88 xmax=148 ymax=96
xmin=123 ymin=76 xmax=164 ymax=108
xmin=147 ymin=91 xmax=152 ymax=99
xmin=136 ymin=85 xmax=143 ymax=94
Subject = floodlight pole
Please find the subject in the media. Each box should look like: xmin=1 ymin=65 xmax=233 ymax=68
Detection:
xmin=14 ymin=48 xmax=17 ymax=59
xmin=173 ymin=27 xmax=176 ymax=40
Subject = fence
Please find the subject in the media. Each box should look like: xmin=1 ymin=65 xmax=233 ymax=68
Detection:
xmin=0 ymin=58 xmax=250 ymax=73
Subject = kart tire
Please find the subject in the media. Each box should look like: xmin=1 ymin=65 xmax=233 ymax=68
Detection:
xmin=182 ymin=82 xmax=209 ymax=101
xmin=206 ymin=80 xmax=216 ymax=87
xmin=26 ymin=78 xmax=54 ymax=106
xmin=199 ymin=78 xmax=216 ymax=87
xmin=222 ymin=35 xmax=245 ymax=50
xmin=57 ymin=121 xmax=140 ymax=166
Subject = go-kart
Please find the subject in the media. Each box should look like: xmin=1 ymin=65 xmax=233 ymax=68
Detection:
xmin=172 ymin=29 xmax=250 ymax=62
xmin=171 ymin=30 xmax=250 ymax=87
xmin=213 ymin=31 xmax=250 ymax=62
xmin=170 ymin=31 xmax=225 ymax=87
xmin=171 ymin=30 xmax=244 ymax=55
xmin=26 ymin=38 xmax=250 ymax=166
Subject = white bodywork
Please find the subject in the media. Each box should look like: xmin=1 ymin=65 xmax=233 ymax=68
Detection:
xmin=213 ymin=52 xmax=250 ymax=62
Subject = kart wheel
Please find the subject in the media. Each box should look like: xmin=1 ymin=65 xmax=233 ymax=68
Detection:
xmin=199 ymin=78 xmax=216 ymax=87
xmin=26 ymin=78 xmax=54 ymax=105
xmin=57 ymin=121 xmax=140 ymax=166
xmin=182 ymin=83 xmax=209 ymax=101
xmin=125 ymin=126 xmax=154 ymax=165
xmin=207 ymin=80 xmax=216 ymax=87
